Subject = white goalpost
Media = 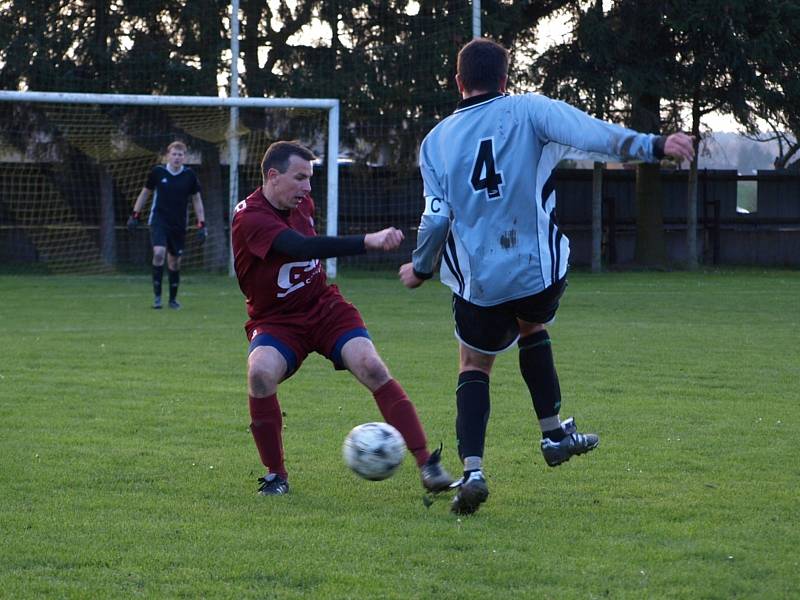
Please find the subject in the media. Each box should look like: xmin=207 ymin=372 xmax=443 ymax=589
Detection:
xmin=0 ymin=90 xmax=340 ymax=276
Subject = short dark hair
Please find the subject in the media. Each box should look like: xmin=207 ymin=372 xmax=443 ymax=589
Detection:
xmin=457 ymin=38 xmax=509 ymax=93
xmin=261 ymin=141 xmax=316 ymax=176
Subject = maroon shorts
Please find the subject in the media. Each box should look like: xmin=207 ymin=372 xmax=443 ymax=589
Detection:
xmin=245 ymin=285 xmax=369 ymax=378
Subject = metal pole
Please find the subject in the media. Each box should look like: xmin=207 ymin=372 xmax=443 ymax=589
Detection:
xmin=592 ymin=162 xmax=603 ymax=273
xmin=687 ymin=162 xmax=699 ymax=270
xmin=325 ymin=102 xmax=340 ymax=278
xmin=0 ymin=90 xmax=337 ymax=110
xmin=472 ymin=0 xmax=481 ymax=38
xmin=228 ymin=0 xmax=241 ymax=277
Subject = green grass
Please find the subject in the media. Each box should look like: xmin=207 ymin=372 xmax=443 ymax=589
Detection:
xmin=1 ymin=269 xmax=798 ymax=599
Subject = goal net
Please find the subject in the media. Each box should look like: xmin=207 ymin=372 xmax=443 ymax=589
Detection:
xmin=0 ymin=93 xmax=337 ymax=274
xmin=0 ymin=0 xmax=487 ymax=274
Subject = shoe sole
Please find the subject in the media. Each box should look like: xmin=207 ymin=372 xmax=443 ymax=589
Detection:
xmin=423 ymin=477 xmax=456 ymax=494
xmin=543 ymin=439 xmax=599 ymax=467
xmin=451 ymin=483 xmax=489 ymax=515
xmin=258 ymin=484 xmax=289 ymax=496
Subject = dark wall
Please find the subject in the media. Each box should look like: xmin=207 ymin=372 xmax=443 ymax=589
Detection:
xmin=552 ymin=169 xmax=799 ymax=267
xmin=2 ymin=166 xmax=799 ymax=270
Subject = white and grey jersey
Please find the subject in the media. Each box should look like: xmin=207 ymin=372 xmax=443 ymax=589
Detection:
xmin=412 ymin=92 xmax=664 ymax=306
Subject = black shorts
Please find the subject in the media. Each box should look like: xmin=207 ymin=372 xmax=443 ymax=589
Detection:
xmin=150 ymin=221 xmax=186 ymax=257
xmin=452 ymin=277 xmax=568 ymax=354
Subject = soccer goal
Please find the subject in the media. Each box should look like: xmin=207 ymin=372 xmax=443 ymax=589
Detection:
xmin=0 ymin=91 xmax=340 ymax=276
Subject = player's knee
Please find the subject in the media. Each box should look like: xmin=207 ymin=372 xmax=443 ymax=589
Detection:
xmin=518 ymin=321 xmax=546 ymax=337
xmin=352 ymin=353 xmax=391 ymax=387
xmin=459 ymin=361 xmax=492 ymax=376
xmin=364 ymin=355 xmax=390 ymax=383
xmin=248 ymin=357 xmax=282 ymax=395
xmin=248 ymin=367 xmax=278 ymax=396
xmin=459 ymin=348 xmax=494 ymax=375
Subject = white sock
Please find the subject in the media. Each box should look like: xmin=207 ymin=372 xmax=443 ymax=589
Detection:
xmin=464 ymin=456 xmax=482 ymax=472
xmin=539 ymin=415 xmax=562 ymax=435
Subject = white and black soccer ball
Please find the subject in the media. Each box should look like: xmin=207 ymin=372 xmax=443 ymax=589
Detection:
xmin=342 ymin=422 xmax=406 ymax=481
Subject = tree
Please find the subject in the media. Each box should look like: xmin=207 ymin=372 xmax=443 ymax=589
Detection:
xmin=0 ymin=0 xmax=232 ymax=269
xmin=739 ymin=1 xmax=800 ymax=170
xmin=532 ymin=0 xmax=620 ymax=120
xmin=235 ymin=1 xmax=573 ymax=167
xmin=532 ymin=1 xmax=675 ymax=266
xmin=665 ymin=1 xmax=758 ymax=268
xmin=1 ymin=1 xmax=575 ymax=169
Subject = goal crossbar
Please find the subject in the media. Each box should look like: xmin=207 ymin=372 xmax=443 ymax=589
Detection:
xmin=0 ymin=90 xmax=337 ymax=110
xmin=0 ymin=90 xmax=341 ymax=276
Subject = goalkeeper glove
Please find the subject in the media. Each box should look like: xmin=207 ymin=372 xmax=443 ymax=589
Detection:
xmin=126 ymin=212 xmax=140 ymax=232
xmin=196 ymin=220 xmax=208 ymax=244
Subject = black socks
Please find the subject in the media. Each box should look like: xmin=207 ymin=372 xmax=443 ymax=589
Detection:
xmin=519 ymin=330 xmax=566 ymax=440
xmin=152 ymin=265 xmax=164 ymax=298
xmin=168 ymin=269 xmax=180 ymax=302
xmin=456 ymin=370 xmax=491 ymax=460
xmin=519 ymin=330 xmax=561 ymax=419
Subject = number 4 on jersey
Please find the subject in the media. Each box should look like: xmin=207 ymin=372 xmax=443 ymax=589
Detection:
xmin=470 ymin=138 xmax=504 ymax=200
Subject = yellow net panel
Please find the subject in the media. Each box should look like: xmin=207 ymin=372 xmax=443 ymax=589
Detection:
xmin=0 ymin=102 xmax=327 ymax=274
xmin=0 ymin=163 xmax=110 ymax=273
xmin=163 ymin=106 xmax=248 ymax=145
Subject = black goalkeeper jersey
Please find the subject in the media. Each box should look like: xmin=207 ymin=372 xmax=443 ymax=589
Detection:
xmin=145 ymin=165 xmax=201 ymax=228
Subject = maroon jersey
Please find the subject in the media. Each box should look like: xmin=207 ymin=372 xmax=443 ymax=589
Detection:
xmin=232 ymin=187 xmax=328 ymax=323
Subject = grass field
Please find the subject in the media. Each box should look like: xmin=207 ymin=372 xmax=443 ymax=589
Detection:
xmin=1 ymin=269 xmax=798 ymax=599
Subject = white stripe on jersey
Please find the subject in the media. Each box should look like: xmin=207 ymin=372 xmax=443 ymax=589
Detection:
xmin=441 ymin=230 xmax=471 ymax=300
xmin=536 ymin=143 xmax=570 ymax=286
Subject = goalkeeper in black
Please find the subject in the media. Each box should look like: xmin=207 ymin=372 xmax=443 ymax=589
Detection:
xmin=127 ymin=141 xmax=207 ymax=309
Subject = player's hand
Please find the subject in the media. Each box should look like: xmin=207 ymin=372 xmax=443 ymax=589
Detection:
xmin=664 ymin=132 xmax=695 ymax=163
xmin=126 ymin=212 xmax=139 ymax=233
xmin=365 ymin=227 xmax=404 ymax=252
xmin=196 ymin=221 xmax=208 ymax=244
xmin=399 ymin=262 xmax=424 ymax=289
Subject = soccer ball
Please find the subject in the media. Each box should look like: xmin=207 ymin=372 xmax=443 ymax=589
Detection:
xmin=342 ymin=422 xmax=406 ymax=481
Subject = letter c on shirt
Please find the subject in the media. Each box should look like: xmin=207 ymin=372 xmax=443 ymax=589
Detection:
xmin=423 ymin=195 xmax=444 ymax=216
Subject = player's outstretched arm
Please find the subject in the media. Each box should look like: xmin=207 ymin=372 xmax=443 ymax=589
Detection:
xmin=271 ymin=228 xmax=402 ymax=260
xmin=364 ymin=227 xmax=404 ymax=252
xmin=663 ymin=132 xmax=695 ymax=162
